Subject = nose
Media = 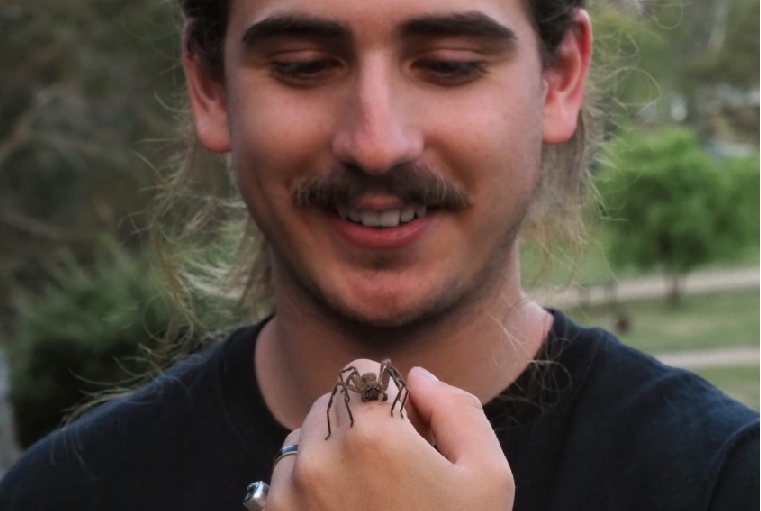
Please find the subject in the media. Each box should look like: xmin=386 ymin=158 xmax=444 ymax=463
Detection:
xmin=331 ymin=59 xmax=423 ymax=174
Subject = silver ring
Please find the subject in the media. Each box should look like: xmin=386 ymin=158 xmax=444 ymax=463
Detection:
xmin=243 ymin=481 xmax=269 ymax=511
xmin=274 ymin=444 xmax=299 ymax=465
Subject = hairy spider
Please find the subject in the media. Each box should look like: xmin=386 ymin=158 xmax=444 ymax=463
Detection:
xmin=325 ymin=359 xmax=409 ymax=439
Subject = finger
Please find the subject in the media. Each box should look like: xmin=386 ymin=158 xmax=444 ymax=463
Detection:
xmin=270 ymin=429 xmax=301 ymax=491
xmin=298 ymin=392 xmax=334 ymax=447
xmin=407 ymin=366 xmax=504 ymax=467
xmin=404 ymin=399 xmax=435 ymax=446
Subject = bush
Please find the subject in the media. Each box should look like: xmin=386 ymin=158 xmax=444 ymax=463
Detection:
xmin=722 ymin=154 xmax=760 ymax=251
xmin=4 ymin=242 xmax=174 ymax=448
xmin=596 ymin=128 xmax=756 ymax=304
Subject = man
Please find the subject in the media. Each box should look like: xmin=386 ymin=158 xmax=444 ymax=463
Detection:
xmin=0 ymin=0 xmax=757 ymax=509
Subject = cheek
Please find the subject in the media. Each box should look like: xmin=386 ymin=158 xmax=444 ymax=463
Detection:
xmin=227 ymin=93 xmax=332 ymax=216
xmin=430 ymin=93 xmax=545 ymax=199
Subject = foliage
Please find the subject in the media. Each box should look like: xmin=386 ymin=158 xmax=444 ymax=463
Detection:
xmin=1 ymin=228 xmax=252 ymax=448
xmin=0 ymin=0 xmax=183 ymax=325
xmin=677 ymin=0 xmax=760 ymax=90
xmin=720 ymin=154 xmax=760 ymax=247
xmin=590 ymin=0 xmax=759 ymax=141
xmin=591 ymin=6 xmax=672 ymax=126
xmin=596 ymin=127 xmax=755 ymax=303
xmin=3 ymin=241 xmax=175 ymax=448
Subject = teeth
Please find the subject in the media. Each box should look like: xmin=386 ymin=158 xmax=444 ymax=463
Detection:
xmin=342 ymin=206 xmax=427 ymax=228
xmin=380 ymin=210 xmax=401 ymax=228
xmin=360 ymin=210 xmax=382 ymax=227
xmin=347 ymin=208 xmax=362 ymax=222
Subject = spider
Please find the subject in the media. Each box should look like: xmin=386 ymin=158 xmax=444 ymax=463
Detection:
xmin=325 ymin=359 xmax=409 ymax=439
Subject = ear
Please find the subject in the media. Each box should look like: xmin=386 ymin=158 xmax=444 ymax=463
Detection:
xmin=183 ymin=28 xmax=231 ymax=153
xmin=542 ymin=9 xmax=592 ymax=145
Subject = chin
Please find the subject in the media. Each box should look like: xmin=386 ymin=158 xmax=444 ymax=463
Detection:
xmin=318 ymin=283 xmax=466 ymax=337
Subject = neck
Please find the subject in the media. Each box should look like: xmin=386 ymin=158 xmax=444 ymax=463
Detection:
xmin=255 ymin=250 xmax=553 ymax=429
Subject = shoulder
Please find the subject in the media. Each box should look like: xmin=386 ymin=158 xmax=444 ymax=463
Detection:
xmin=0 ymin=325 xmax=260 ymax=510
xmin=549 ymin=310 xmax=759 ymax=509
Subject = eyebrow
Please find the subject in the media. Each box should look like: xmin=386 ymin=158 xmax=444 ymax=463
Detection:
xmin=240 ymin=11 xmax=517 ymax=48
xmin=399 ymin=12 xmax=517 ymax=44
xmin=241 ymin=15 xmax=349 ymax=47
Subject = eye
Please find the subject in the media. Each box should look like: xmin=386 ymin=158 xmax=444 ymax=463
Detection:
xmin=415 ymin=59 xmax=488 ymax=85
xmin=270 ymin=58 xmax=340 ymax=85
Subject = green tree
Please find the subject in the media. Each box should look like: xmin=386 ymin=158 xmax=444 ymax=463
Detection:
xmin=4 ymin=243 xmax=170 ymax=447
xmin=2 ymin=236 xmax=247 ymax=448
xmin=0 ymin=0 xmax=183 ymax=325
xmin=596 ymin=128 xmax=752 ymax=305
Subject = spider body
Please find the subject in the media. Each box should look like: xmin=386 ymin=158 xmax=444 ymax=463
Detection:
xmin=325 ymin=359 xmax=409 ymax=439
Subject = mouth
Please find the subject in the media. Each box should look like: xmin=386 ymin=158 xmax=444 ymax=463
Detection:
xmin=336 ymin=205 xmax=428 ymax=229
xmin=325 ymin=202 xmax=435 ymax=250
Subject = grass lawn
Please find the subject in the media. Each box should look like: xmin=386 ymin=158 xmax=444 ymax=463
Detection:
xmin=694 ymin=365 xmax=760 ymax=411
xmin=565 ymin=290 xmax=760 ymax=353
xmin=565 ymin=291 xmax=760 ymax=410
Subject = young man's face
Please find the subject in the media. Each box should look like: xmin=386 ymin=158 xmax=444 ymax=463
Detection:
xmin=187 ymin=0 xmax=587 ymax=328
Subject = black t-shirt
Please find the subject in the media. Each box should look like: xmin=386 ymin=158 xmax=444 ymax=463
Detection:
xmin=1 ymin=310 xmax=758 ymax=510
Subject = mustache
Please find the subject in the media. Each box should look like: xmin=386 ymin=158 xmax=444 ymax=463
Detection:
xmin=292 ymin=164 xmax=471 ymax=211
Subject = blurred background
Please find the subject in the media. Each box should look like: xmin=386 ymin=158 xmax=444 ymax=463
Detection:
xmin=0 ymin=0 xmax=758 ymax=473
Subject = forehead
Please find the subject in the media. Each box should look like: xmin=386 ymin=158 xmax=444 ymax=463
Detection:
xmin=226 ymin=0 xmax=537 ymax=44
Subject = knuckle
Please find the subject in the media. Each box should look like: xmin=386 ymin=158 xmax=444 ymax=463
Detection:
xmin=346 ymin=419 xmax=382 ymax=446
xmin=290 ymin=456 xmax=325 ymax=492
xmin=337 ymin=397 xmax=414 ymax=458
xmin=458 ymin=461 xmax=514 ymax=506
xmin=344 ymin=415 xmax=390 ymax=457
xmin=453 ymin=388 xmax=483 ymax=412
xmin=481 ymin=458 xmax=515 ymax=489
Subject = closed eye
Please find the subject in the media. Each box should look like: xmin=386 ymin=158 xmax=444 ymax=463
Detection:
xmin=270 ymin=58 xmax=341 ymax=85
xmin=415 ymin=59 xmax=488 ymax=85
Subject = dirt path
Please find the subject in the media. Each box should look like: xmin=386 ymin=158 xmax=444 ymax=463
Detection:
xmin=531 ymin=265 xmax=759 ymax=307
xmin=655 ymin=346 xmax=760 ymax=369
xmin=529 ymin=266 xmax=760 ymax=371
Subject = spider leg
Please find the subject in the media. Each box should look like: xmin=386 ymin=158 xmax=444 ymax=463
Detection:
xmin=385 ymin=364 xmax=409 ymax=419
xmin=326 ymin=366 xmax=361 ymax=439
xmin=389 ymin=385 xmax=403 ymax=417
xmin=340 ymin=365 xmax=360 ymax=379
xmin=398 ymin=383 xmax=410 ymax=419
xmin=340 ymin=369 xmax=362 ymax=429
xmin=325 ymin=380 xmax=344 ymax=440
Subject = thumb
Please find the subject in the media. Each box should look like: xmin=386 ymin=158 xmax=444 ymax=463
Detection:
xmin=407 ymin=367 xmax=504 ymax=467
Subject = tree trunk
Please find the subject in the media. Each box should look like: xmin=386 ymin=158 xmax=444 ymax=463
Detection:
xmin=667 ymin=273 xmax=683 ymax=307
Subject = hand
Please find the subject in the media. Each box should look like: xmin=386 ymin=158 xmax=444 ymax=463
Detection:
xmin=266 ymin=359 xmax=514 ymax=510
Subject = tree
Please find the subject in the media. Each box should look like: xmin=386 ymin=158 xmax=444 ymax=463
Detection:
xmin=590 ymin=0 xmax=759 ymax=143
xmin=0 ymin=0 xmax=196 ymax=451
xmin=596 ymin=128 xmax=752 ymax=306
xmin=5 ymin=243 xmax=168 ymax=447
xmin=0 ymin=0 xmax=183 ymax=326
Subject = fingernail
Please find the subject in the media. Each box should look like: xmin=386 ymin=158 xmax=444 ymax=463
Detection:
xmin=413 ymin=366 xmax=438 ymax=381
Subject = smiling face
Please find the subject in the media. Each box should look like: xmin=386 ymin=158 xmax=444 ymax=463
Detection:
xmin=185 ymin=0 xmax=590 ymax=331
